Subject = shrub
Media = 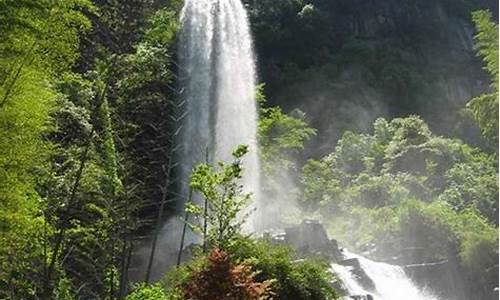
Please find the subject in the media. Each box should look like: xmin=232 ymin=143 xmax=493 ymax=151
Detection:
xmin=181 ymin=248 xmax=272 ymax=300
xmin=227 ymin=238 xmax=338 ymax=300
xmin=164 ymin=237 xmax=338 ymax=300
xmin=126 ymin=283 xmax=168 ymax=300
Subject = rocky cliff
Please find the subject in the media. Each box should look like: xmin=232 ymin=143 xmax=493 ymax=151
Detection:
xmin=246 ymin=0 xmax=498 ymax=156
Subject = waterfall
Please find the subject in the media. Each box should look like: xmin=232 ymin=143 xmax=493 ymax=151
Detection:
xmin=331 ymin=251 xmax=441 ymax=300
xmin=178 ymin=0 xmax=260 ymax=227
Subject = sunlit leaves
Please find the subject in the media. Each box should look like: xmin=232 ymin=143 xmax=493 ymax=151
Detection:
xmin=0 ymin=0 xmax=92 ymax=75
xmin=467 ymin=10 xmax=499 ymax=145
xmin=126 ymin=283 xmax=168 ymax=300
xmin=258 ymin=87 xmax=316 ymax=172
xmin=302 ymin=114 xmax=498 ymax=296
xmin=188 ymin=146 xmax=252 ymax=249
xmin=471 ymin=10 xmax=499 ymax=90
xmin=302 ymin=116 xmax=496 ymax=215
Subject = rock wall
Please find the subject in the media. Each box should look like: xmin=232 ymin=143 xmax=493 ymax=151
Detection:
xmin=246 ymin=0 xmax=498 ymax=156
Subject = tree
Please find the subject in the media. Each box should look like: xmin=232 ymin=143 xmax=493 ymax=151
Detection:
xmin=42 ymin=67 xmax=123 ymax=298
xmin=165 ymin=236 xmax=338 ymax=300
xmin=301 ymin=116 xmax=494 ymax=214
xmin=257 ymin=84 xmax=316 ymax=227
xmin=0 ymin=1 xmax=91 ymax=298
xmin=181 ymin=249 xmax=272 ymax=300
xmin=467 ymin=10 xmax=499 ymax=145
xmin=257 ymin=85 xmax=316 ymax=173
xmin=0 ymin=1 xmax=185 ymax=298
xmin=301 ymin=115 xmax=498 ymax=299
xmin=187 ymin=145 xmax=252 ymax=250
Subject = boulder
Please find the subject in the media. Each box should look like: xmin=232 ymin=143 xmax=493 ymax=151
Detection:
xmin=283 ymin=219 xmax=342 ymax=261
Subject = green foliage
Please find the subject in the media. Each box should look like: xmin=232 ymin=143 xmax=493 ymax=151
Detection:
xmin=246 ymin=0 xmax=495 ymax=155
xmin=165 ymin=141 xmax=338 ymax=299
xmin=303 ymin=115 xmax=498 ymax=297
xmin=0 ymin=1 xmax=93 ymax=298
xmin=460 ymin=226 xmax=499 ymax=286
xmin=302 ymin=157 xmax=342 ymax=211
xmin=258 ymin=84 xmax=317 ymax=172
xmin=402 ymin=201 xmax=499 ymax=281
xmin=246 ymin=0 xmax=332 ymax=69
xmin=227 ymin=238 xmax=338 ymax=300
xmin=301 ymin=116 xmax=495 ymax=218
xmin=164 ymin=252 xmax=207 ymax=299
xmin=0 ymin=0 xmax=92 ymax=78
xmin=188 ymin=145 xmax=252 ymax=249
xmin=127 ymin=283 xmax=168 ymax=300
xmin=471 ymin=10 xmax=499 ymax=91
xmin=330 ymin=131 xmax=374 ymax=177
xmin=180 ymin=248 xmax=272 ymax=300
xmin=467 ymin=10 xmax=499 ymax=145
xmin=41 ymin=67 xmax=124 ymax=298
xmin=439 ymin=153 xmax=498 ymax=224
xmin=165 ymin=237 xmax=338 ymax=300
xmin=0 ymin=67 xmax=54 ymax=216
xmin=0 ymin=215 xmax=47 ymax=298
xmin=257 ymin=84 xmax=316 ymax=227
xmin=0 ymin=0 xmax=184 ymax=298
xmin=111 ymin=5 xmax=180 ymax=235
xmin=143 ymin=8 xmax=180 ymax=47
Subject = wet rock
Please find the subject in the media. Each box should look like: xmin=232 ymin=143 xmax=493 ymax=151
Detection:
xmin=350 ymin=295 xmax=374 ymax=300
xmin=283 ymin=219 xmax=342 ymax=261
xmin=331 ymin=279 xmax=347 ymax=296
xmin=339 ymin=258 xmax=361 ymax=269
xmin=403 ymin=258 xmax=468 ymax=300
xmin=338 ymin=258 xmax=376 ymax=292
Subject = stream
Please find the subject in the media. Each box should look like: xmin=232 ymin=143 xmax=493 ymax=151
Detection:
xmin=331 ymin=250 xmax=441 ymax=300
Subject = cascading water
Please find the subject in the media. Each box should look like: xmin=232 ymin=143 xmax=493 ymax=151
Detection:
xmin=331 ymin=251 xmax=441 ymax=300
xmin=178 ymin=3 xmax=442 ymax=298
xmin=178 ymin=0 xmax=260 ymax=226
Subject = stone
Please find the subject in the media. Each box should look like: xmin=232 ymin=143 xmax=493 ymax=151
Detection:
xmin=338 ymin=258 xmax=376 ymax=292
xmin=283 ymin=220 xmax=342 ymax=261
xmin=339 ymin=258 xmax=361 ymax=269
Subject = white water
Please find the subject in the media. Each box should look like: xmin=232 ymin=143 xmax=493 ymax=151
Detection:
xmin=331 ymin=251 xmax=440 ymax=300
xmin=178 ymin=0 xmax=260 ymax=227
